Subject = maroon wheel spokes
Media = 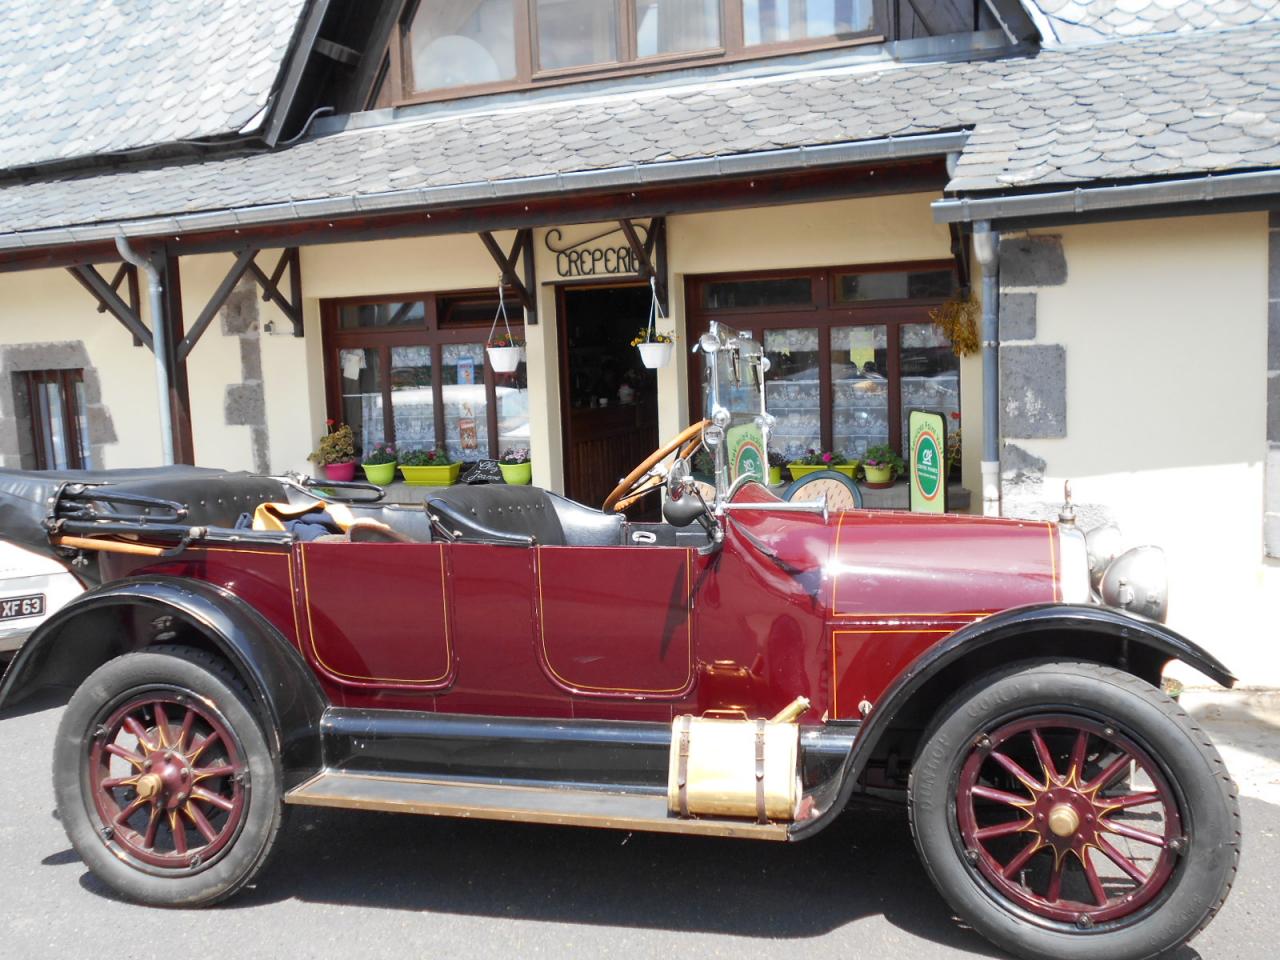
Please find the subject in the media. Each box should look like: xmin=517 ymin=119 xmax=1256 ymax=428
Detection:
xmin=956 ymin=715 xmax=1183 ymax=926
xmin=88 ymin=692 xmax=247 ymax=871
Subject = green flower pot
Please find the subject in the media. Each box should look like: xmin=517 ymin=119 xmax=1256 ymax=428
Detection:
xmin=768 ymin=466 xmax=783 ymax=486
xmin=864 ymin=463 xmax=894 ymax=487
xmin=400 ymin=463 xmax=461 ymax=486
xmin=500 ymin=461 xmax=532 ymax=485
xmin=361 ymin=461 xmax=397 ymax=486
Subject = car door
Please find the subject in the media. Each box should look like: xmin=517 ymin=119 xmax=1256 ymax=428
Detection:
xmin=534 ymin=545 xmax=695 ymax=698
xmin=297 ymin=541 xmax=454 ymax=691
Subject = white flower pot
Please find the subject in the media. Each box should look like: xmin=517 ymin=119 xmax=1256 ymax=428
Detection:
xmin=487 ymin=345 xmax=524 ymax=373
xmin=638 ymin=341 xmax=673 ymax=369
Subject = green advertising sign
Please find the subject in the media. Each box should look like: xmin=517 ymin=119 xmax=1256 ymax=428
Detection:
xmin=908 ymin=409 xmax=946 ymax=514
xmin=726 ymin=422 xmax=765 ymax=485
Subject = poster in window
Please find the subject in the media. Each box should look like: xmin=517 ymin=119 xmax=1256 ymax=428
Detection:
xmin=457 ymin=357 xmax=475 ymax=385
xmin=458 ymin=417 xmax=478 ymax=452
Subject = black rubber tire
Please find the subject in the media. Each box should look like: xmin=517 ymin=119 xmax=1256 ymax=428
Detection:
xmin=908 ymin=661 xmax=1239 ymax=960
xmin=53 ymin=646 xmax=283 ymax=907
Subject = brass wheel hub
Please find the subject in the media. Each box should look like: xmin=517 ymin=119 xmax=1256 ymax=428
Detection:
xmin=134 ymin=773 xmax=162 ymax=801
xmin=1048 ymin=802 xmax=1080 ymax=837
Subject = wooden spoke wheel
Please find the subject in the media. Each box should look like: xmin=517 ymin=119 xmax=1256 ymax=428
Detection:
xmin=54 ymin=646 xmax=284 ymax=907
xmin=909 ymin=661 xmax=1239 ymax=960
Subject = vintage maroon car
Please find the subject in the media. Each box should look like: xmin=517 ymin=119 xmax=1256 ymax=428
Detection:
xmin=0 ymin=325 xmax=1238 ymax=960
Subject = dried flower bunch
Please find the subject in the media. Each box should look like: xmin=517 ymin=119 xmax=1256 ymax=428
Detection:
xmin=308 ymin=421 xmax=356 ymax=466
xmin=929 ymin=296 xmax=980 ymax=357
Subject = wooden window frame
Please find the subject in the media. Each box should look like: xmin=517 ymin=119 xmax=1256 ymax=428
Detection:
xmin=23 ymin=369 xmax=88 ymax=470
xmin=389 ymin=0 xmax=886 ymax=106
xmin=684 ymin=260 xmax=958 ymax=460
xmin=320 ymin=288 xmax=524 ymax=460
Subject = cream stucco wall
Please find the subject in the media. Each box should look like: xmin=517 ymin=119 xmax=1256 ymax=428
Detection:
xmin=1005 ymin=213 xmax=1278 ymax=686
xmin=0 ymin=266 xmax=164 ymax=468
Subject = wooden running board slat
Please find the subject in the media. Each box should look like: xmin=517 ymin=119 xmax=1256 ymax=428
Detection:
xmin=285 ymin=771 xmax=789 ymax=841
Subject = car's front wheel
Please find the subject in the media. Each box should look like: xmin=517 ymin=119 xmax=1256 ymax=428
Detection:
xmin=53 ymin=646 xmax=283 ymax=907
xmin=909 ymin=661 xmax=1239 ymax=960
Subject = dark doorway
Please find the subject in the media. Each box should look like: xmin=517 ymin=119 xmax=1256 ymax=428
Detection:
xmin=558 ymin=284 xmax=660 ymax=509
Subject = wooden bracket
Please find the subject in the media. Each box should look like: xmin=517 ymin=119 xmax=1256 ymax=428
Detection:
xmin=478 ymin=229 xmax=537 ymax=325
xmin=66 ymin=263 xmax=154 ymax=351
xmin=247 ymin=247 xmax=304 ymax=338
xmin=176 ymin=247 xmax=304 ymax=361
xmin=618 ymin=217 xmax=667 ymax=313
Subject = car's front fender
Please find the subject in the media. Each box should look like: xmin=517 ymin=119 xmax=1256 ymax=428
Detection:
xmin=0 ymin=576 xmax=327 ymax=787
xmin=788 ymin=603 xmax=1235 ymax=840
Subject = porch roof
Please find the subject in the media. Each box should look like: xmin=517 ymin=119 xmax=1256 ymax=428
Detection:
xmin=0 ymin=0 xmax=310 ymax=174
xmin=0 ymin=19 xmax=1278 ymax=256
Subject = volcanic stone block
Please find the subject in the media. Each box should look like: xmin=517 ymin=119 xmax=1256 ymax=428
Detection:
xmin=1000 ymin=292 xmax=1037 ymax=341
xmin=1000 ymin=236 xmax=1067 ymax=287
xmin=1000 ymin=344 xmax=1067 ymax=439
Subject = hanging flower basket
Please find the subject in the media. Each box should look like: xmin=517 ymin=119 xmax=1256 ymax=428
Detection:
xmin=633 ymin=275 xmax=674 ymax=370
xmin=487 ymin=345 xmax=524 ymax=373
xmin=637 ymin=341 xmax=673 ymax=369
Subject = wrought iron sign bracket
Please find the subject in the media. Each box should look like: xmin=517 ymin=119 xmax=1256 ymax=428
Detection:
xmin=478 ymin=229 xmax=537 ymax=325
xmin=66 ymin=262 xmax=153 ymax=351
xmin=176 ymin=248 xmax=303 ymax=362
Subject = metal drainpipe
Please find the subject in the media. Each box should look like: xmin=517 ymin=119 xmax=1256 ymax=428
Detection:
xmin=971 ymin=221 xmax=1001 ymax=517
xmin=115 ymin=234 xmax=175 ymax=465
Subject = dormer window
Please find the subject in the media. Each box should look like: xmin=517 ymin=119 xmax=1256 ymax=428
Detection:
xmin=394 ymin=0 xmax=885 ymax=103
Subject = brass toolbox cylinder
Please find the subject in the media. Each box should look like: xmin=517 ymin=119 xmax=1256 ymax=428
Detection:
xmin=667 ymin=714 xmax=800 ymax=822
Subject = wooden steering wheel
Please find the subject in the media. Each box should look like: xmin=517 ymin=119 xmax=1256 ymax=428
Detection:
xmin=603 ymin=419 xmax=712 ymax=513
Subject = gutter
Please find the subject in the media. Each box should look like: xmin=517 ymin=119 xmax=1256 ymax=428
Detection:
xmin=933 ymin=168 xmax=1280 ymax=225
xmin=114 ymin=236 xmax=175 ymax=466
xmin=0 ymin=131 xmax=969 ymax=255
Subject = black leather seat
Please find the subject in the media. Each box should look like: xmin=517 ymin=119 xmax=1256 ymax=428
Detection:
xmin=425 ymin=486 xmax=622 ymax=547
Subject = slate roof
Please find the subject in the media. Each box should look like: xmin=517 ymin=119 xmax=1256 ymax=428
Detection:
xmin=0 ymin=0 xmax=309 ymax=173
xmin=0 ymin=19 xmax=1279 ymax=243
xmin=1029 ymin=0 xmax=1280 ymax=44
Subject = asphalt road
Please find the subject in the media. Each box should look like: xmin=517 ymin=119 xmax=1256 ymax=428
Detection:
xmin=1 ymin=692 xmax=1276 ymax=960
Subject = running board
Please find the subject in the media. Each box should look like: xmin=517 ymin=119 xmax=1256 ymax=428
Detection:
xmin=285 ymin=771 xmax=790 ymax=841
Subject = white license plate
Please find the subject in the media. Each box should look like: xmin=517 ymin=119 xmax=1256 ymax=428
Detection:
xmin=0 ymin=594 xmax=45 ymax=621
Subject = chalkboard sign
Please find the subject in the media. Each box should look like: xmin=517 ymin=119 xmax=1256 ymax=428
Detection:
xmin=461 ymin=459 xmax=504 ymax=485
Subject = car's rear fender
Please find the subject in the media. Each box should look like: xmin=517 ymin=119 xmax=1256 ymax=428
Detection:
xmin=0 ymin=575 xmax=328 ymax=788
xmin=789 ymin=603 xmax=1235 ymax=840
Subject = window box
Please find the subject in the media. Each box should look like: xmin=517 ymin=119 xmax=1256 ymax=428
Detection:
xmin=400 ymin=463 xmax=462 ymax=486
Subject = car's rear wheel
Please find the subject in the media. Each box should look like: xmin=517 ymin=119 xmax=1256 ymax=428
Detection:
xmin=53 ymin=646 xmax=282 ymax=907
xmin=908 ymin=661 xmax=1239 ymax=960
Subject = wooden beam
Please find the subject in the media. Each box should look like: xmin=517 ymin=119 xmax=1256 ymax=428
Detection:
xmin=155 ymin=251 xmax=196 ymax=464
xmin=949 ymin=221 xmax=971 ymax=297
xmin=66 ymin=264 xmax=154 ymax=350
xmin=619 ymin=217 xmax=667 ymax=313
xmin=176 ymin=249 xmax=258 ymax=361
xmin=519 ymin=228 xmax=537 ymax=325
xmin=1 ymin=160 xmax=948 ymax=274
xmin=287 ymin=247 xmax=304 ymax=336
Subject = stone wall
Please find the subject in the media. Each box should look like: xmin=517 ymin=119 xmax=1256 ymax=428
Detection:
xmin=220 ymin=279 xmax=270 ymax=474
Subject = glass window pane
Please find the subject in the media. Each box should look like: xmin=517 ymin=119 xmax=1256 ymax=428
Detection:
xmin=536 ymin=0 xmax=618 ymax=69
xmin=763 ymin=328 xmax=821 ymax=460
xmin=495 ymin=355 xmax=529 ymax=454
xmin=900 ymin=323 xmax=960 ymax=473
xmin=831 ymin=325 xmax=888 ymax=459
xmin=41 ymin=381 xmax=68 ymax=469
xmin=835 ymin=269 xmax=954 ymax=303
xmin=390 ymin=346 xmax=435 ymax=453
xmin=338 ymin=301 xmax=424 ymax=330
xmin=743 ymin=0 xmax=873 ymax=45
xmin=408 ymin=0 xmax=517 ymax=92
xmin=73 ymin=378 xmax=92 ymax=468
xmin=635 ymin=0 xmax=721 ymax=56
xmin=701 ymin=277 xmax=812 ymax=311
xmin=440 ymin=295 xmax=501 ymax=327
xmin=339 ymin=348 xmax=384 ymax=454
xmin=442 ymin=343 xmax=489 ymax=461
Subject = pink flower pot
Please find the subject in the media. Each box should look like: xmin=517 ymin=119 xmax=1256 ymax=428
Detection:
xmin=323 ymin=461 xmax=357 ymax=482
